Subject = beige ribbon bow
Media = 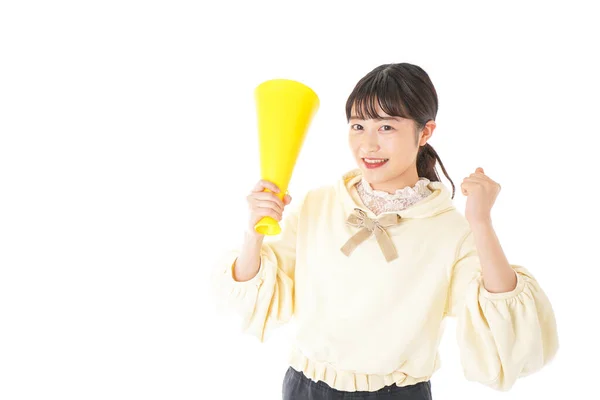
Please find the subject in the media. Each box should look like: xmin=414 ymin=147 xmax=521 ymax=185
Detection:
xmin=340 ymin=208 xmax=402 ymax=262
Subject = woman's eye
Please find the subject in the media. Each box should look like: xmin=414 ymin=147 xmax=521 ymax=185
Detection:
xmin=380 ymin=125 xmax=393 ymax=131
xmin=351 ymin=124 xmax=363 ymax=130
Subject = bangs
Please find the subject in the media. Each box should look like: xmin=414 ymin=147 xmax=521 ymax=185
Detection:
xmin=345 ymin=70 xmax=416 ymax=122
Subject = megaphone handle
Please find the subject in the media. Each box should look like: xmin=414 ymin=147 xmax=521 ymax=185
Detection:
xmin=254 ymin=216 xmax=282 ymax=236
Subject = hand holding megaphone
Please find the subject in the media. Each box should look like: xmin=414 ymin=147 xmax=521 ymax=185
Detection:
xmin=246 ymin=179 xmax=292 ymax=238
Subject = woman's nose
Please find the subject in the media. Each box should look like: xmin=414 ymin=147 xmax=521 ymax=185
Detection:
xmin=361 ymin=131 xmax=380 ymax=153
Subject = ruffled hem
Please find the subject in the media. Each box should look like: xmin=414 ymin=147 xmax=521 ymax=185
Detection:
xmin=288 ymin=346 xmax=432 ymax=392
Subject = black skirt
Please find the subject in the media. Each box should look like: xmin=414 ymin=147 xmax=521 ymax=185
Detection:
xmin=282 ymin=366 xmax=432 ymax=399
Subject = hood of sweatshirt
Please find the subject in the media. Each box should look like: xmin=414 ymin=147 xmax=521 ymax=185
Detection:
xmin=336 ymin=169 xmax=456 ymax=220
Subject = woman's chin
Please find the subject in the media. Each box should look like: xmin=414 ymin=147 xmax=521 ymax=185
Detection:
xmin=360 ymin=168 xmax=388 ymax=183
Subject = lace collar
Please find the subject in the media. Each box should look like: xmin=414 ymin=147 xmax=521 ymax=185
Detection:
xmin=355 ymin=177 xmax=433 ymax=215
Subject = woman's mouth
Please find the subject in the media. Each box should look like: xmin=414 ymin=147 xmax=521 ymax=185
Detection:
xmin=362 ymin=158 xmax=389 ymax=169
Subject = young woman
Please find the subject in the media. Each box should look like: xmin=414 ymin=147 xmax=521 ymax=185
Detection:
xmin=211 ymin=63 xmax=558 ymax=399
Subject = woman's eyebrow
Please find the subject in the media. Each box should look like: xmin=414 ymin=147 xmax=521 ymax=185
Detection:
xmin=350 ymin=116 xmax=402 ymax=121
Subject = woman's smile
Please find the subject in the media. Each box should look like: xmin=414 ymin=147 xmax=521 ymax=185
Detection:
xmin=362 ymin=158 xmax=389 ymax=169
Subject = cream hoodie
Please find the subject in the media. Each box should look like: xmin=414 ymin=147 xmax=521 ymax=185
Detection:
xmin=210 ymin=169 xmax=558 ymax=392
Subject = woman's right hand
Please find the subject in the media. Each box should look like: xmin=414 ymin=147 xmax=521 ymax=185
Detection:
xmin=246 ymin=179 xmax=292 ymax=236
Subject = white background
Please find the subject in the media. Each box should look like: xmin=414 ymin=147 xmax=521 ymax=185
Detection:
xmin=1 ymin=1 xmax=598 ymax=399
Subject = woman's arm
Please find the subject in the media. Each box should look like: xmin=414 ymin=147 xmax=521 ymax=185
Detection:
xmin=232 ymin=231 xmax=264 ymax=282
xmin=469 ymin=219 xmax=518 ymax=293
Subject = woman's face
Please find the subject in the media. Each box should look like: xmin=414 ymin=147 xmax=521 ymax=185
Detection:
xmin=348 ymin=103 xmax=435 ymax=193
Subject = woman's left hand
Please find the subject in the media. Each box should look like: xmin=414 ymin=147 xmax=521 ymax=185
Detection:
xmin=461 ymin=167 xmax=501 ymax=225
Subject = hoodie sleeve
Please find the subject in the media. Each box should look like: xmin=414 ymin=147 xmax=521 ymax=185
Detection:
xmin=210 ymin=193 xmax=305 ymax=343
xmin=444 ymin=230 xmax=559 ymax=391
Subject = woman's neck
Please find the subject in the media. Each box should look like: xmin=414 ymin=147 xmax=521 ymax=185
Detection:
xmin=365 ymin=170 xmax=421 ymax=194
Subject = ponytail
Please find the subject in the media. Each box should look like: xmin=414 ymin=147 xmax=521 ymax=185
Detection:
xmin=417 ymin=143 xmax=456 ymax=199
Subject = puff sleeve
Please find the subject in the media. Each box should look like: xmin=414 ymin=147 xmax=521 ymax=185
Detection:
xmin=210 ymin=194 xmax=305 ymax=342
xmin=444 ymin=230 xmax=559 ymax=391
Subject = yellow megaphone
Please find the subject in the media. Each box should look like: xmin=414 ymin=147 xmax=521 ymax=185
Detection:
xmin=253 ymin=79 xmax=320 ymax=235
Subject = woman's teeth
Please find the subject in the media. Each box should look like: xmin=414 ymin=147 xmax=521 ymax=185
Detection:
xmin=364 ymin=158 xmax=388 ymax=164
xmin=363 ymin=158 xmax=389 ymax=169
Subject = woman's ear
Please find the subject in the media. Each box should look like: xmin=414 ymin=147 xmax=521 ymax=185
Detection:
xmin=419 ymin=120 xmax=436 ymax=146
